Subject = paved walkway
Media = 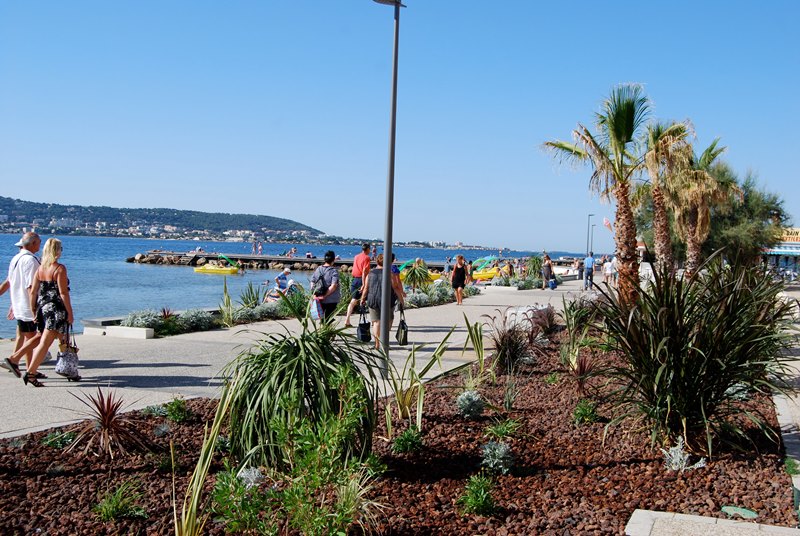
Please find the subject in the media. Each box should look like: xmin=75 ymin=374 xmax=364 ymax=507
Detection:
xmin=2 ymin=278 xmax=799 ymax=535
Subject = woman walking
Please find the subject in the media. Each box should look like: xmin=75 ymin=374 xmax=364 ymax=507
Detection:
xmin=541 ymin=254 xmax=553 ymax=289
xmin=360 ymin=254 xmax=405 ymax=350
xmin=450 ymin=255 xmax=469 ymax=305
xmin=24 ymin=238 xmax=73 ymax=387
xmin=310 ymin=250 xmax=340 ymax=321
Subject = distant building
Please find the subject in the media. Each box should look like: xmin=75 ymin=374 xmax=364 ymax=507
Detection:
xmin=763 ymin=228 xmax=800 ymax=271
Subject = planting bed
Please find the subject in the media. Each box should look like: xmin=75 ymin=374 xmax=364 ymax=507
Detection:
xmin=0 ymin=338 xmax=795 ymax=535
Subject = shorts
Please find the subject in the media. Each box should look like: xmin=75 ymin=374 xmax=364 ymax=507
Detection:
xmin=17 ymin=319 xmax=38 ymax=333
xmin=369 ymin=307 xmax=394 ymax=323
xmin=350 ymin=277 xmax=363 ymax=300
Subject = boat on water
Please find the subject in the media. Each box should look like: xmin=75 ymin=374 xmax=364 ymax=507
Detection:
xmin=194 ymin=265 xmax=240 ymax=275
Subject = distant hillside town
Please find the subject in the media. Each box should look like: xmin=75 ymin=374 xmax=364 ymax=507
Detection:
xmin=0 ymin=196 xmax=490 ymax=250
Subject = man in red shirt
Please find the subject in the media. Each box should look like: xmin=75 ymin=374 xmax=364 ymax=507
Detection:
xmin=344 ymin=243 xmax=372 ymax=327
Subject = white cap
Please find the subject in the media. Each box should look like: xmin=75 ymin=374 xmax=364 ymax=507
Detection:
xmin=283 ymin=267 xmax=291 ymax=273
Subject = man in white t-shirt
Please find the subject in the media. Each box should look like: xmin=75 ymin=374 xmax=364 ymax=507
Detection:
xmin=0 ymin=232 xmax=42 ymax=377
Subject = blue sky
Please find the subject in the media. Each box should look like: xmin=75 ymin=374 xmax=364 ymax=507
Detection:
xmin=1 ymin=1 xmax=797 ymax=252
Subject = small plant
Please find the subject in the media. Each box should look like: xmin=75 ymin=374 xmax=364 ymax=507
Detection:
xmin=66 ymin=388 xmax=151 ymax=459
xmin=238 ymin=281 xmax=266 ymax=308
xmin=364 ymin=453 xmax=387 ymax=477
xmin=215 ymin=435 xmax=231 ymax=453
xmin=94 ymin=479 xmax=148 ymax=521
xmin=121 ymin=309 xmax=164 ymax=331
xmin=391 ymin=426 xmax=423 ymax=454
xmin=481 ymin=441 xmax=513 ymax=475
xmin=483 ymin=308 xmax=529 ymax=373
xmin=237 ymin=466 xmax=265 ymax=489
xmin=141 ymin=404 xmax=168 ymax=417
xmin=211 ymin=464 xmax=276 ymax=535
xmin=231 ymin=306 xmax=257 ymax=325
xmin=164 ymin=396 xmax=191 ymax=423
xmin=219 ymin=277 xmax=235 ymax=327
xmin=572 ymin=399 xmax=598 ymax=426
xmin=456 ymin=390 xmax=486 ymax=420
xmin=572 ymin=354 xmax=596 ymax=397
xmin=502 ymin=372 xmax=519 ymax=412
xmin=544 ymin=372 xmax=559 ymax=385
xmin=153 ymin=423 xmax=172 ymax=438
xmin=457 ymin=474 xmax=496 ymax=516
xmin=462 ymin=314 xmax=495 ymax=390
xmin=158 ymin=307 xmax=185 ymax=336
xmin=785 ymin=457 xmax=800 ymax=476
xmin=661 ymin=436 xmax=707 ymax=472
xmin=41 ymin=430 xmax=76 ymax=449
xmin=179 ymin=309 xmax=217 ymax=332
xmin=485 ymin=418 xmax=521 ymax=440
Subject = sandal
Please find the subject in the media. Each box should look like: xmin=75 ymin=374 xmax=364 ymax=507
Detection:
xmin=22 ymin=372 xmax=45 ymax=387
xmin=2 ymin=358 xmax=21 ymax=378
xmin=34 ymin=372 xmax=48 ymax=379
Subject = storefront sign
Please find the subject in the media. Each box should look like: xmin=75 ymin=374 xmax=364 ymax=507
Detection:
xmin=780 ymin=228 xmax=800 ymax=243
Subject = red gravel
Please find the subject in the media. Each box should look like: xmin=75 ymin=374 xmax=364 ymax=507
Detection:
xmin=0 ymin=342 xmax=795 ymax=535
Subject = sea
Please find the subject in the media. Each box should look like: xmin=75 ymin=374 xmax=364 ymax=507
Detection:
xmin=0 ymin=234 xmax=578 ymax=339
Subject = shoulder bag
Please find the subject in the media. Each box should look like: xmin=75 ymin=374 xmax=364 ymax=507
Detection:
xmin=357 ymin=305 xmax=371 ymax=343
xmin=55 ymin=326 xmax=81 ymax=381
xmin=395 ymin=305 xmax=408 ymax=346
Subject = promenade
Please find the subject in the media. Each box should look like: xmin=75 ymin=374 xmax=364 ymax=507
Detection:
xmin=1 ymin=278 xmax=799 ymax=535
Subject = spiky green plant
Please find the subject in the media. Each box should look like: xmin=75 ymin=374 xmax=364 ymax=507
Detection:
xmin=457 ymin=474 xmax=496 ymax=516
xmin=594 ymin=256 xmax=795 ymax=454
xmin=224 ymin=318 xmax=381 ymax=469
xmin=238 ymin=281 xmax=266 ymax=308
xmin=94 ymin=479 xmax=148 ymax=521
xmin=219 ymin=277 xmax=235 ymax=327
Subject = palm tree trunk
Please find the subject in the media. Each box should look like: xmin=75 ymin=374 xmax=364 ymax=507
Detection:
xmin=650 ymin=182 xmax=673 ymax=273
xmin=684 ymin=208 xmax=702 ymax=277
xmin=614 ymin=181 xmax=639 ymax=306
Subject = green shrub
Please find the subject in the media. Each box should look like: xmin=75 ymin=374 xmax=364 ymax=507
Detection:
xmin=481 ymin=441 xmax=513 ymax=475
xmin=483 ymin=308 xmax=529 ymax=373
xmin=120 ymin=309 xmax=164 ymax=331
xmin=164 ymin=397 xmax=191 ymax=423
xmin=573 ymin=399 xmax=598 ymax=426
xmin=41 ymin=431 xmax=76 ymax=449
xmin=456 ymin=390 xmax=486 ymax=420
xmin=212 ymin=464 xmax=276 ymax=534
xmin=785 ymin=458 xmax=800 ymax=476
xmin=485 ymin=418 xmax=521 ymax=440
xmin=544 ymin=372 xmax=559 ymax=385
xmin=93 ymin=479 xmax=148 ymax=521
xmin=405 ymin=290 xmax=431 ymax=308
xmin=252 ymin=301 xmax=282 ymax=320
xmin=457 ymin=474 xmax=496 ymax=516
xmin=594 ymin=257 xmax=795 ymax=453
xmin=231 ymin=306 xmax=257 ymax=324
xmin=179 ymin=309 xmax=217 ymax=332
xmin=238 ymin=282 xmax=266 ymax=308
xmin=463 ymin=285 xmax=481 ymax=297
xmin=225 ymin=320 xmax=380 ymax=469
xmin=141 ymin=404 xmax=168 ymax=417
xmin=391 ymin=426 xmax=423 ymax=454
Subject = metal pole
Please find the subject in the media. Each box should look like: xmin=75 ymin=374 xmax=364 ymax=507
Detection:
xmin=585 ymin=213 xmax=594 ymax=255
xmin=379 ymin=1 xmax=401 ymax=371
xmin=590 ymin=224 xmax=596 ymax=254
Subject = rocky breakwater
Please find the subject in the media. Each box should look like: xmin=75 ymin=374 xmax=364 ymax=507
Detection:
xmin=126 ymin=252 xmax=356 ymax=273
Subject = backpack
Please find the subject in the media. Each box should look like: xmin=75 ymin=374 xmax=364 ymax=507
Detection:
xmin=312 ymin=268 xmax=329 ymax=297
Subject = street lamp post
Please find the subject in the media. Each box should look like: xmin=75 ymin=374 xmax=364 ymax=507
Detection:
xmin=585 ymin=213 xmax=594 ymax=255
xmin=590 ymin=224 xmax=597 ymax=254
xmin=374 ymin=0 xmax=405 ymax=372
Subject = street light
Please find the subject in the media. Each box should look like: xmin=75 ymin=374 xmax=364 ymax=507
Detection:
xmin=374 ymin=0 xmax=405 ymax=371
xmin=590 ymin=224 xmax=597 ymax=254
xmin=585 ymin=213 xmax=594 ymax=255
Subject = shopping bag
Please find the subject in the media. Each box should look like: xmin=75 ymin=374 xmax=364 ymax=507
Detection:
xmin=55 ymin=327 xmax=81 ymax=381
xmin=309 ymin=297 xmax=323 ymax=321
xmin=395 ymin=308 xmax=408 ymax=346
xmin=357 ymin=306 xmax=371 ymax=343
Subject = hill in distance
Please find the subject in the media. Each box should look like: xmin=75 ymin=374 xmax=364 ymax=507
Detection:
xmin=0 ymin=196 xmax=321 ymax=236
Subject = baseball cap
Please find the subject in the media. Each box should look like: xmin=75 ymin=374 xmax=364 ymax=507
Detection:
xmin=283 ymin=267 xmax=291 ymax=273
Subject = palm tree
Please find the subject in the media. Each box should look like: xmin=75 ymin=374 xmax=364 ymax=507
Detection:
xmin=669 ymin=139 xmax=741 ymax=275
xmin=643 ymin=121 xmax=691 ymax=273
xmin=544 ymin=84 xmax=651 ymax=306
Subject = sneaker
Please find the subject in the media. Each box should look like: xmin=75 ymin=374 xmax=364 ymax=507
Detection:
xmin=2 ymin=358 xmax=21 ymax=378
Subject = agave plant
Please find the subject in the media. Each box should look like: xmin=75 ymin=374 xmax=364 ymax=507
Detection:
xmin=403 ymin=260 xmax=431 ymax=291
xmin=238 ymin=282 xmax=266 ymax=309
xmin=65 ymin=388 xmax=151 ymax=459
xmin=482 ymin=308 xmax=529 ymax=373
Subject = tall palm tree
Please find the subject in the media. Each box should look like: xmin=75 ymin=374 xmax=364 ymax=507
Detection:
xmin=670 ymin=139 xmax=740 ymax=275
xmin=643 ymin=121 xmax=691 ymax=272
xmin=544 ymin=84 xmax=651 ymax=306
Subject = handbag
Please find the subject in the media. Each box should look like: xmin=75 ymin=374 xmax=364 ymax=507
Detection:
xmin=357 ymin=306 xmax=371 ymax=343
xmin=55 ymin=326 xmax=81 ymax=381
xmin=309 ymin=297 xmax=324 ymax=321
xmin=395 ymin=307 xmax=408 ymax=346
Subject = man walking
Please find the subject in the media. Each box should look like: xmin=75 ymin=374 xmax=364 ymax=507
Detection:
xmin=0 ymin=232 xmax=42 ymax=377
xmin=344 ymin=243 xmax=371 ymax=327
xmin=583 ymin=251 xmax=595 ymax=290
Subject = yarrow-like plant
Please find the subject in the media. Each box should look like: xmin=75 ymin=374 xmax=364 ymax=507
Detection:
xmin=481 ymin=441 xmax=513 ymax=475
xmin=660 ymin=436 xmax=706 ymax=472
xmin=456 ymin=390 xmax=486 ymax=420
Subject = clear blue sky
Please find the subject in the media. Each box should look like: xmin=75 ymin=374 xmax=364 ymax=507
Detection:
xmin=1 ymin=1 xmax=798 ymax=253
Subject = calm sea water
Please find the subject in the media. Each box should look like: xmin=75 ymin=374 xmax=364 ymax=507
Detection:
xmin=0 ymin=234 xmax=571 ymax=338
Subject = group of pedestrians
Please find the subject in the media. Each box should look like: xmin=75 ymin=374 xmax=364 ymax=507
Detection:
xmin=579 ymin=252 xmax=618 ymax=290
xmin=0 ymin=232 xmax=74 ymax=387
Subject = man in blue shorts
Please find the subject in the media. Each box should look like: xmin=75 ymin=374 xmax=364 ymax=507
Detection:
xmin=583 ymin=251 xmax=595 ymax=290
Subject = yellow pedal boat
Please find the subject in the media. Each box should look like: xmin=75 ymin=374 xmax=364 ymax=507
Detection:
xmin=194 ymin=265 xmax=240 ymax=275
xmin=399 ymin=270 xmax=442 ymax=283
